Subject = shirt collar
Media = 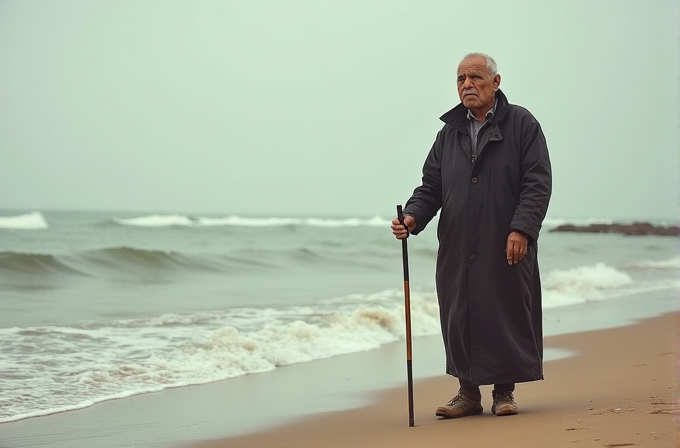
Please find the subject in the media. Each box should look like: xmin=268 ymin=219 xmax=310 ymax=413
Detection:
xmin=467 ymin=96 xmax=498 ymax=122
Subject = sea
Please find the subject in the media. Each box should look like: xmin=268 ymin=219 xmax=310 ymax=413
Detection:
xmin=0 ymin=210 xmax=678 ymax=426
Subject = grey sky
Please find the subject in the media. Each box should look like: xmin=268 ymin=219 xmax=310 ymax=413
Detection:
xmin=1 ymin=0 xmax=678 ymax=220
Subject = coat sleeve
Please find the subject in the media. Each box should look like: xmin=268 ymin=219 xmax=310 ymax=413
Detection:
xmin=403 ymin=130 xmax=444 ymax=235
xmin=510 ymin=117 xmax=552 ymax=241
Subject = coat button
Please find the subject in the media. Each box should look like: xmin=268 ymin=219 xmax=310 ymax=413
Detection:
xmin=469 ymin=254 xmax=476 ymax=260
xmin=471 ymin=177 xmax=478 ymax=184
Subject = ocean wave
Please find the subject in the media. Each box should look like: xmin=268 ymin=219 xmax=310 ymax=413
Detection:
xmin=0 ymin=245 xmax=359 ymax=283
xmin=539 ymin=262 xmax=676 ymax=309
xmin=0 ymin=252 xmax=87 ymax=276
xmin=112 ymin=215 xmax=195 ymax=227
xmin=78 ymin=247 xmax=221 ymax=272
xmin=0 ymin=247 xmax=224 ymax=280
xmin=625 ymin=256 xmax=680 ymax=269
xmin=111 ymin=214 xmax=392 ymax=228
xmin=0 ymin=290 xmax=441 ymax=423
xmin=544 ymin=262 xmax=633 ymax=293
xmin=0 ymin=212 xmax=49 ymax=230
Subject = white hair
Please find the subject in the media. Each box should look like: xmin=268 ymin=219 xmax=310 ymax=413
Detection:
xmin=463 ymin=52 xmax=498 ymax=76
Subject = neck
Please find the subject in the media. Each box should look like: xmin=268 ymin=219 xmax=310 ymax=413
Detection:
xmin=469 ymin=99 xmax=495 ymax=122
xmin=471 ymin=110 xmax=487 ymax=122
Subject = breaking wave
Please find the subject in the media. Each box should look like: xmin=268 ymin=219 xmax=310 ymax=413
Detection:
xmin=541 ymin=262 xmax=678 ymax=308
xmin=0 ymin=290 xmax=441 ymax=423
xmin=111 ymin=214 xmax=392 ymax=228
xmin=625 ymin=256 xmax=680 ymax=269
xmin=0 ymin=212 xmax=48 ymax=230
xmin=0 ymin=245 xmax=354 ymax=285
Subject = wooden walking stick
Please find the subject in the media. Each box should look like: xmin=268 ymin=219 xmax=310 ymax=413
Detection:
xmin=396 ymin=205 xmax=415 ymax=427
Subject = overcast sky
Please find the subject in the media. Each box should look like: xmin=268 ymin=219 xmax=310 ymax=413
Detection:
xmin=0 ymin=0 xmax=678 ymax=220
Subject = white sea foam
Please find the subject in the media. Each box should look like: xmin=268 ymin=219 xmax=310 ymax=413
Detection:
xmin=542 ymin=263 xmax=636 ymax=308
xmin=198 ymin=215 xmax=392 ymax=227
xmin=114 ymin=214 xmax=392 ymax=228
xmin=198 ymin=216 xmax=300 ymax=226
xmin=302 ymin=216 xmax=390 ymax=227
xmin=0 ymin=212 xmax=48 ymax=230
xmin=625 ymin=256 xmax=680 ymax=269
xmin=113 ymin=215 xmax=195 ymax=227
xmin=0 ymin=291 xmax=441 ymax=423
xmin=545 ymin=262 xmax=633 ymax=292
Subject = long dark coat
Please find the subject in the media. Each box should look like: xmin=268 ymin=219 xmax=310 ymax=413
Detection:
xmin=404 ymin=90 xmax=552 ymax=385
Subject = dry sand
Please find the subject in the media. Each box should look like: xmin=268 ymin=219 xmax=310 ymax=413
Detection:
xmin=182 ymin=312 xmax=679 ymax=448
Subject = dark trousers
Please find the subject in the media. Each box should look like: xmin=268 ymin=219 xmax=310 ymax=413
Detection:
xmin=459 ymin=379 xmax=514 ymax=401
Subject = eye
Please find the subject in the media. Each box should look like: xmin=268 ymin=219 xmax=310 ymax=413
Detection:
xmin=457 ymin=76 xmax=465 ymax=83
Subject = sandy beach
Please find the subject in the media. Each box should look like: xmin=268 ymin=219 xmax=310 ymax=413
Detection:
xmin=181 ymin=312 xmax=679 ymax=448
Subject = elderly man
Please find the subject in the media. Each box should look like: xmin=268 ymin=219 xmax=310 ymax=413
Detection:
xmin=392 ymin=53 xmax=552 ymax=418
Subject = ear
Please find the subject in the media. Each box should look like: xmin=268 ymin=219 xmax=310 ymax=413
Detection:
xmin=493 ymin=74 xmax=501 ymax=91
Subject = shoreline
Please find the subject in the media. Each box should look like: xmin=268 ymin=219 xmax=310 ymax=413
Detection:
xmin=181 ymin=310 xmax=679 ymax=448
xmin=0 ymin=290 xmax=678 ymax=448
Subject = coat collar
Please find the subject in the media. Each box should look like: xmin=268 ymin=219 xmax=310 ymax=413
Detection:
xmin=439 ymin=89 xmax=510 ymax=130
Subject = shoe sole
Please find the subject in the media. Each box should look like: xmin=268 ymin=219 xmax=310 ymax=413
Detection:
xmin=492 ymin=404 xmax=518 ymax=416
xmin=435 ymin=407 xmax=483 ymax=419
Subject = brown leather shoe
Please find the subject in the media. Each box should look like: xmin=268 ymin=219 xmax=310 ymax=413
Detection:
xmin=435 ymin=393 xmax=483 ymax=418
xmin=492 ymin=390 xmax=518 ymax=416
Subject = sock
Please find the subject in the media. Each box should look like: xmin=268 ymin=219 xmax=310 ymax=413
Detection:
xmin=458 ymin=379 xmax=482 ymax=401
xmin=493 ymin=382 xmax=515 ymax=393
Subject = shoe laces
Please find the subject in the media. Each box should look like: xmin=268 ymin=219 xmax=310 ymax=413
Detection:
xmin=446 ymin=393 xmax=465 ymax=406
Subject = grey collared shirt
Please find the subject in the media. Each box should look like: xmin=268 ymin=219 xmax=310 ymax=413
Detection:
xmin=467 ymin=98 xmax=498 ymax=157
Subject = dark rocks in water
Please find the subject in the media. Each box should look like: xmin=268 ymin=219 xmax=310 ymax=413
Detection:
xmin=550 ymin=221 xmax=679 ymax=236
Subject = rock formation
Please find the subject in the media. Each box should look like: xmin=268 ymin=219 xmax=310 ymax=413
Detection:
xmin=550 ymin=222 xmax=679 ymax=236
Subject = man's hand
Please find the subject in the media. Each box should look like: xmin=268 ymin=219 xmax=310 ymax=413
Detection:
xmin=505 ymin=231 xmax=528 ymax=265
xmin=391 ymin=215 xmax=416 ymax=240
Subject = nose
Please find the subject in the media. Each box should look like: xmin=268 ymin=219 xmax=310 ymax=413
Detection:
xmin=462 ymin=76 xmax=474 ymax=89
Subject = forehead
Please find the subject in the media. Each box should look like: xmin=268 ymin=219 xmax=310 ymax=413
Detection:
xmin=457 ymin=56 xmax=489 ymax=75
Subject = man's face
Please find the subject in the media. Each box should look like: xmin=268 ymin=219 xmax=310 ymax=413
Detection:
xmin=457 ymin=56 xmax=500 ymax=111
